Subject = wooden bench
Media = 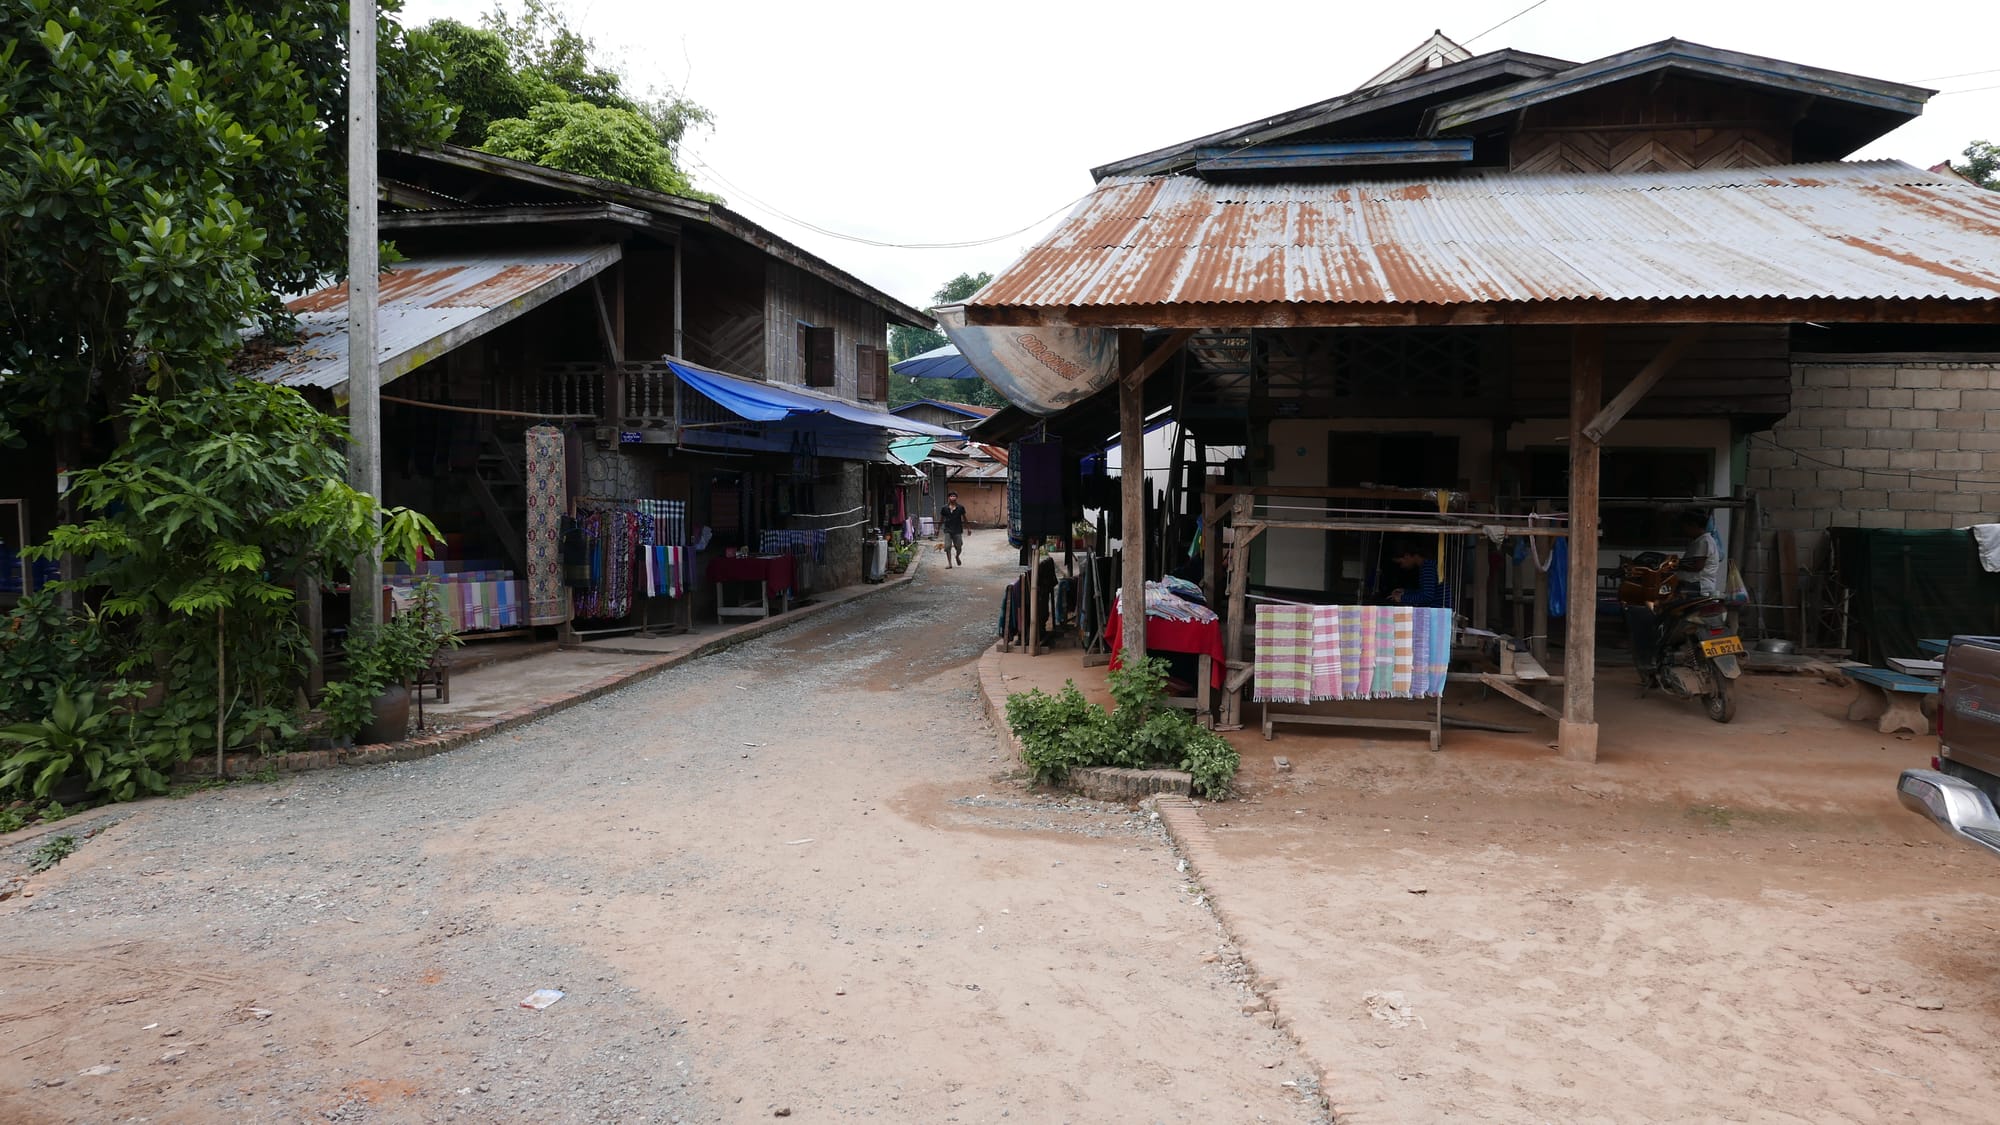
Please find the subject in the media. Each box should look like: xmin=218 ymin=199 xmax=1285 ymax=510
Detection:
xmin=1844 ymin=667 xmax=1937 ymax=735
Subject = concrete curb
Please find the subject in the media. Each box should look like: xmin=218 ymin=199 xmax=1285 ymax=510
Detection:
xmin=973 ymin=646 xmax=1340 ymax=1119
xmin=180 ymin=563 xmax=927 ymax=783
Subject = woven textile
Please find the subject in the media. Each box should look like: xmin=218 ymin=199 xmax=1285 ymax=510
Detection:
xmin=1391 ymin=609 xmax=1416 ymax=697
xmin=1310 ymin=606 xmax=1341 ymax=700
xmin=524 ymin=426 xmax=568 ymax=625
xmin=1252 ymin=604 xmax=1314 ymax=704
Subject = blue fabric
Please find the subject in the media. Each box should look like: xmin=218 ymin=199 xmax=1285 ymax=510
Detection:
xmin=667 ymin=360 xmax=960 ymax=437
xmin=890 ymin=344 xmax=981 ymax=380
xmin=1548 ymin=539 xmax=1569 ymax=618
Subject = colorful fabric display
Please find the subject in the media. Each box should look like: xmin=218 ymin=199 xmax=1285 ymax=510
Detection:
xmin=758 ymin=529 xmax=828 ymax=564
xmin=1254 ymin=604 xmax=1453 ymax=703
xmin=1252 ymin=605 xmax=1314 ymax=704
xmin=524 ymin=426 xmax=568 ymax=625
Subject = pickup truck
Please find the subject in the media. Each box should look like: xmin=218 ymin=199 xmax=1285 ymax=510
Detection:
xmin=1898 ymin=635 xmax=2000 ymax=858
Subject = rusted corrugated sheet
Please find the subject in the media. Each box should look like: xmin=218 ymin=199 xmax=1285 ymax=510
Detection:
xmin=248 ymin=246 xmax=621 ymax=391
xmin=972 ymin=161 xmax=2000 ymax=310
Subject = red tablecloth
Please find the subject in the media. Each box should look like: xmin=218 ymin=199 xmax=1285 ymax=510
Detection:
xmin=1105 ymin=602 xmax=1225 ymax=688
xmin=707 ymin=554 xmax=796 ymax=597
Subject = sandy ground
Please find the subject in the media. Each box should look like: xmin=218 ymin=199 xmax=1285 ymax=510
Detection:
xmin=0 ymin=532 xmax=1327 ymax=1124
xmin=987 ymin=644 xmax=2000 ymax=1123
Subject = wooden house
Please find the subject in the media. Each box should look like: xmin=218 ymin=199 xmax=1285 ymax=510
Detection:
xmin=247 ymin=146 xmax=954 ymax=640
xmin=964 ymin=36 xmax=2000 ymax=759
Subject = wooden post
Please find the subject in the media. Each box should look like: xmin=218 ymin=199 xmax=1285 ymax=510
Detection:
xmin=1223 ymin=493 xmax=1254 ymax=729
xmin=1561 ymin=327 xmax=1604 ymax=763
xmin=1473 ymin=536 xmax=1491 ymax=633
xmin=345 ymin=0 xmax=382 ymax=628
xmin=1118 ymin=330 xmax=1147 ymax=667
xmin=1201 ymin=492 xmax=1222 ymax=606
xmin=1027 ymin=542 xmax=1041 ymax=657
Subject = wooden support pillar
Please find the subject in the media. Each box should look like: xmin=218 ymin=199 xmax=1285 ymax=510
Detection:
xmin=1562 ymin=326 xmax=1604 ymax=763
xmin=1118 ymin=329 xmax=1148 ymax=665
xmin=1222 ymin=493 xmax=1255 ymax=729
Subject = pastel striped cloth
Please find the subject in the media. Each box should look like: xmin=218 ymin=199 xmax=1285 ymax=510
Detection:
xmin=1255 ymin=604 xmax=1455 ymax=703
xmin=1252 ymin=604 xmax=1314 ymax=703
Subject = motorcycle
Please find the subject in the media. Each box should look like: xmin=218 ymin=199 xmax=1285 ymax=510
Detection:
xmin=1617 ymin=552 xmax=1743 ymax=723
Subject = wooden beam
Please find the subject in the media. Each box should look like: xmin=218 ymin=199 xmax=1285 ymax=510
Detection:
xmin=592 ymin=274 xmax=624 ymax=364
xmin=960 ymin=297 xmax=2000 ymax=330
xmin=1238 ymin=518 xmax=1567 ymax=536
xmin=1122 ymin=328 xmax=1196 ymax=389
xmin=1118 ymin=330 xmax=1148 ymax=666
xmin=1561 ymin=326 xmax=1604 ymax=764
xmin=1581 ymin=325 xmax=1708 ymax=442
xmin=1478 ymin=673 xmax=1564 ymax=722
xmin=1222 ymin=492 xmax=1255 ymax=731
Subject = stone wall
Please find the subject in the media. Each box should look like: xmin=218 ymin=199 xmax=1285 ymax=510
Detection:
xmin=1749 ymin=359 xmax=2000 ymax=591
xmin=578 ymin=440 xmax=652 ymax=501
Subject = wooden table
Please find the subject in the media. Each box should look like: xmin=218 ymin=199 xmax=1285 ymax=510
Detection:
xmin=707 ymin=555 xmax=795 ymax=623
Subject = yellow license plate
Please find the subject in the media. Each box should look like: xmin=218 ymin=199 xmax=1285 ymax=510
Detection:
xmin=1701 ymin=636 xmax=1745 ymax=657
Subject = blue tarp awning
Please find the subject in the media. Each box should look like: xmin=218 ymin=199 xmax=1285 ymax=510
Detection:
xmin=668 ymin=359 xmax=961 ymax=437
xmin=889 ymin=344 xmax=981 ymax=381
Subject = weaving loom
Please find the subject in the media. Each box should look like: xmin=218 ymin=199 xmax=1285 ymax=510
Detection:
xmin=1253 ymin=603 xmax=1453 ymax=749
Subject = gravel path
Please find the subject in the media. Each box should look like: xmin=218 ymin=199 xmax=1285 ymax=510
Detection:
xmin=0 ymin=534 xmax=1327 ymax=1124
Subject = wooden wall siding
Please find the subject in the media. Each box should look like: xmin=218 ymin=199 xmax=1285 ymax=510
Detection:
xmin=1508 ymin=74 xmax=1796 ymax=173
xmin=1511 ymin=126 xmax=1790 ymax=173
xmin=681 ymin=239 xmax=768 ymax=377
xmin=763 ymin=260 xmax=889 ymax=399
xmin=1510 ymin=326 xmax=1791 ymax=417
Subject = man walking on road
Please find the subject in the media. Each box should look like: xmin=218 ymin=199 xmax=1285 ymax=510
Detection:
xmin=940 ymin=491 xmax=966 ymax=568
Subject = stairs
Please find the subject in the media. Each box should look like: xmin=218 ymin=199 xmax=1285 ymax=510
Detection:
xmin=466 ymin=433 xmax=528 ymax=575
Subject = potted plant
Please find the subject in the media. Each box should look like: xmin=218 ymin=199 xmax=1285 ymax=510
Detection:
xmin=328 ymin=580 xmax=459 ymax=745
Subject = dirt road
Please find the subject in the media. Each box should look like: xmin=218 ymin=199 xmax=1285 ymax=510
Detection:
xmin=0 ymin=532 xmax=1326 ymax=1124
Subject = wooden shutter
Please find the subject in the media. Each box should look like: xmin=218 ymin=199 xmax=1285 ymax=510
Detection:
xmin=871 ymin=346 xmax=890 ymax=402
xmin=857 ymin=344 xmax=890 ymax=401
xmin=806 ymin=326 xmax=836 ymax=387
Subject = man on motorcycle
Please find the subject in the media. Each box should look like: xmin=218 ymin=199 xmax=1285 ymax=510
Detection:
xmin=1628 ymin=510 xmax=1720 ymax=686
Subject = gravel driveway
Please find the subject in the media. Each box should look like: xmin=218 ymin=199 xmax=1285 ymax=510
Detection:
xmin=0 ymin=533 xmax=1326 ymax=1124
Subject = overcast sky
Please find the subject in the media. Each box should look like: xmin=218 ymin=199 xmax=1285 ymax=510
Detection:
xmin=400 ymin=0 xmax=2000 ymax=311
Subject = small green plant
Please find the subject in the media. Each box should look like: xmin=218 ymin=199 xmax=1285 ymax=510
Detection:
xmin=0 ymin=807 xmax=26 ymax=834
xmin=316 ymin=680 xmax=378 ymax=743
xmin=28 ymin=834 xmax=77 ymax=874
xmin=1004 ymin=657 xmax=1239 ymax=798
xmin=39 ymin=800 xmax=71 ymax=822
xmin=0 ymin=689 xmax=113 ymax=799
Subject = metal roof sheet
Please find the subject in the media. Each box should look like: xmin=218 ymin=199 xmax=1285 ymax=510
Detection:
xmin=246 ymin=245 xmax=622 ymax=391
xmin=971 ymin=161 xmax=2000 ymax=311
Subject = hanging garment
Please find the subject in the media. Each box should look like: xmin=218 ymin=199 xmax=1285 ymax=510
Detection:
xmin=560 ymin=516 xmax=590 ymax=592
xmin=1548 ymin=539 xmax=1569 ymax=618
xmin=524 ymin=426 xmax=569 ymax=625
xmin=1015 ymin=441 xmax=1068 ymax=539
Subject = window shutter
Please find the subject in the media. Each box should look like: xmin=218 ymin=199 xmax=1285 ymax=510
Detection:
xmin=856 ymin=344 xmax=876 ymax=399
xmin=872 ymin=346 xmax=890 ymax=402
xmin=806 ymin=327 xmax=836 ymax=388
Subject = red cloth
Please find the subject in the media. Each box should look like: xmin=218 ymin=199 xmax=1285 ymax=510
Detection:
xmin=707 ymin=554 xmax=796 ymax=596
xmin=1105 ymin=601 xmax=1225 ymax=688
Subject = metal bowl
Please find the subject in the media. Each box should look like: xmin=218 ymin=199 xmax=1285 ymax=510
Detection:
xmin=1755 ymin=639 xmax=1796 ymax=655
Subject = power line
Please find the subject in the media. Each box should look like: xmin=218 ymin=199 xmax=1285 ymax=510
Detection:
xmin=1917 ymin=65 xmax=2000 ymax=82
xmin=689 ymin=158 xmax=1095 ymax=250
xmin=1937 ymin=82 xmax=2000 ymax=97
xmin=1464 ymin=0 xmax=1555 ymax=47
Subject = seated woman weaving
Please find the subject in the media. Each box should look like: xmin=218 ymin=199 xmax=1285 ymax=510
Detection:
xmin=1383 ymin=539 xmax=1452 ymax=609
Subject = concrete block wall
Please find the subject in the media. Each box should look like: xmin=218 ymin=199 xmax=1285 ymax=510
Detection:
xmin=1749 ymin=361 xmax=2000 ymax=599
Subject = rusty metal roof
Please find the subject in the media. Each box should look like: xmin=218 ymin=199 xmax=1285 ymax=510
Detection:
xmin=971 ymin=162 xmax=2000 ymax=312
xmin=246 ymin=245 xmax=622 ymax=391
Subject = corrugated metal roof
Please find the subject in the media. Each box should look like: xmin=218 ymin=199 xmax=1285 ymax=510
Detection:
xmin=972 ymin=162 xmax=2000 ymax=310
xmin=246 ymin=245 xmax=622 ymax=391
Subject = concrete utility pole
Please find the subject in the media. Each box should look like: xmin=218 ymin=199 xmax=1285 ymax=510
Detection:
xmin=347 ymin=0 xmax=382 ymax=627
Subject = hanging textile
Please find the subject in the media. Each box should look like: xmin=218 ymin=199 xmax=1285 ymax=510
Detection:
xmin=1015 ymin=441 xmax=1067 ymax=539
xmin=1255 ymin=605 xmax=1453 ymax=703
xmin=524 ymin=426 xmax=569 ymax=625
xmin=1252 ymin=605 xmax=1314 ymax=704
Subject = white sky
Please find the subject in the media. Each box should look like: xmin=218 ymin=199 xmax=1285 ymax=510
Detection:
xmin=400 ymin=0 xmax=2000 ymax=310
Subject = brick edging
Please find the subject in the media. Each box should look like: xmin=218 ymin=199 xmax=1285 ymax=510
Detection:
xmin=178 ymin=565 xmax=927 ymax=782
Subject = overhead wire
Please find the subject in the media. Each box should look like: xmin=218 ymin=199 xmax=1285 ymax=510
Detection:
xmin=1464 ymin=0 xmax=1555 ymax=47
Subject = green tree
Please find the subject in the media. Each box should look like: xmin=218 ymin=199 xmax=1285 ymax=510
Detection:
xmin=424 ymin=0 xmax=712 ymax=196
xmin=0 ymin=0 xmax=452 ymax=441
xmin=1956 ymin=140 xmax=1999 ymax=190
xmin=888 ymin=272 xmax=1002 ymax=409
xmin=483 ymin=101 xmax=697 ymax=196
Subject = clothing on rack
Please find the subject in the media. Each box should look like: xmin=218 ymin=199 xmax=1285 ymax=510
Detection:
xmin=1014 ymin=440 xmax=1068 ymax=539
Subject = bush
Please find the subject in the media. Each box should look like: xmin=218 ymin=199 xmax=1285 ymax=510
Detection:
xmin=1004 ymin=657 xmax=1239 ymax=798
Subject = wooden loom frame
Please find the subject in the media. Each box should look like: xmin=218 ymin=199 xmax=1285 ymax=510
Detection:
xmin=1203 ymin=486 xmax=1571 ymax=741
